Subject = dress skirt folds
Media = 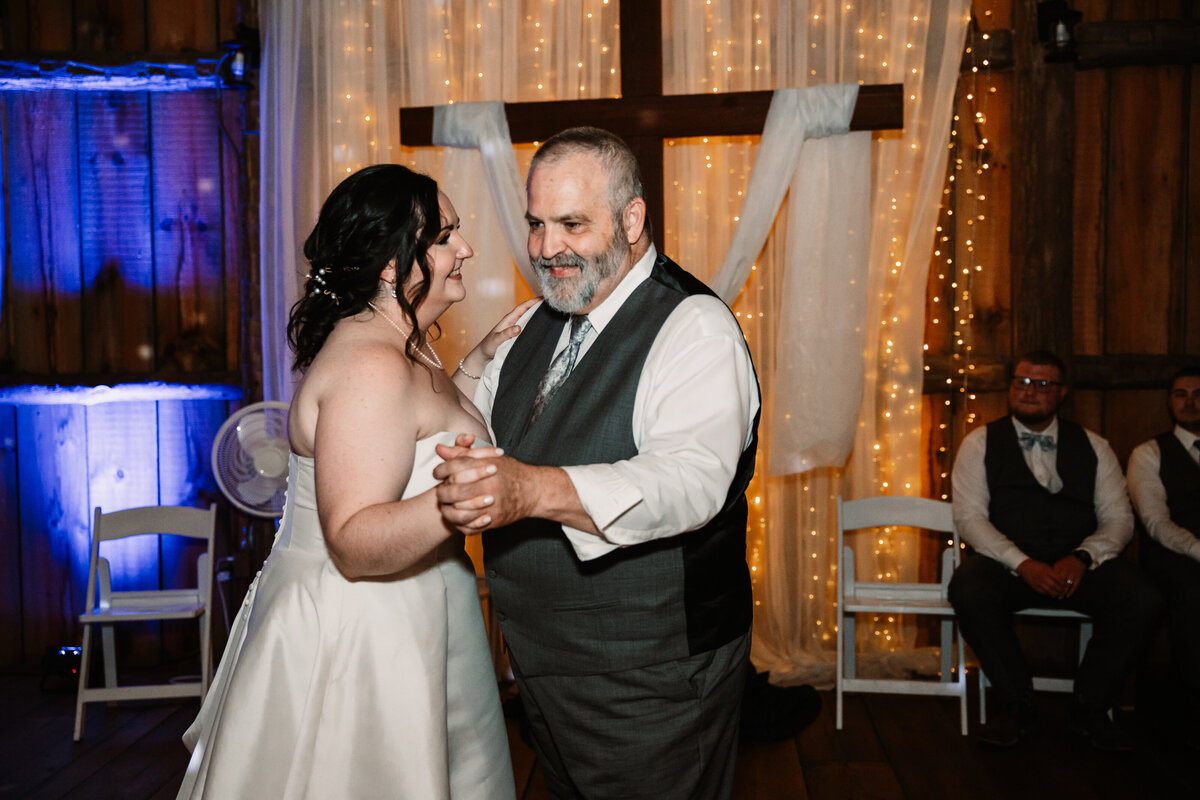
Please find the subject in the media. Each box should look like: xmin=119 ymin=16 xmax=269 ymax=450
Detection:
xmin=178 ymin=435 xmax=515 ymax=799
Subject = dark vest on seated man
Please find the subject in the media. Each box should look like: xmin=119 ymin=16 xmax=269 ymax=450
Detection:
xmin=486 ymin=254 xmax=757 ymax=677
xmin=984 ymin=416 xmax=1098 ymax=563
xmin=1154 ymin=432 xmax=1200 ymax=541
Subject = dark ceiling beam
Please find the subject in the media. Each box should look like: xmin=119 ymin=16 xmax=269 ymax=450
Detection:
xmin=964 ymin=19 xmax=1200 ymax=74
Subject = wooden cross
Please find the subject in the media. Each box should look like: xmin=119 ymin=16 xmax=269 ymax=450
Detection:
xmin=399 ymin=1 xmax=903 ymax=249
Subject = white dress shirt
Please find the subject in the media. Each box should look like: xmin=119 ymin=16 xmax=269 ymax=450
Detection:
xmin=1127 ymin=425 xmax=1200 ymax=561
xmin=475 ymin=245 xmax=761 ymax=561
xmin=951 ymin=416 xmax=1134 ymax=571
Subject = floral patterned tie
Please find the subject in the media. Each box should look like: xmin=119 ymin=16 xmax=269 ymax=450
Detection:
xmin=530 ymin=315 xmax=592 ymax=424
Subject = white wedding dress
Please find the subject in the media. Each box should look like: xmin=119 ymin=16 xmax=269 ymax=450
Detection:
xmin=178 ymin=432 xmax=515 ymax=799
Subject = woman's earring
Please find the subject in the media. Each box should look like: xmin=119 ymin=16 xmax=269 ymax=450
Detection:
xmin=389 ymin=283 xmax=398 ymax=299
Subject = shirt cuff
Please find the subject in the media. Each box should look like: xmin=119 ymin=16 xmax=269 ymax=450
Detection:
xmin=560 ymin=464 xmax=643 ymax=561
xmin=996 ymin=543 xmax=1031 ymax=573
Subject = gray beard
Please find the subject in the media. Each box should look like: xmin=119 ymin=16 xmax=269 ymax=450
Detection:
xmin=533 ymin=231 xmax=629 ymax=314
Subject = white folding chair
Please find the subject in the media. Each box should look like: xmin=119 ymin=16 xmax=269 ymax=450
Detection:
xmin=74 ymin=504 xmax=217 ymax=740
xmin=836 ymin=496 xmax=968 ymax=735
xmin=977 ymin=608 xmax=1093 ymax=723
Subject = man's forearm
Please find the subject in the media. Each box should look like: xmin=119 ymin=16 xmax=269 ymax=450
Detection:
xmin=526 ymin=464 xmax=602 ymax=536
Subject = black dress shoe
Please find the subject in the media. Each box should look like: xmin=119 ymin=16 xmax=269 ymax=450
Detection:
xmin=975 ymin=707 xmax=1032 ymax=747
xmin=1070 ymin=707 xmax=1135 ymax=753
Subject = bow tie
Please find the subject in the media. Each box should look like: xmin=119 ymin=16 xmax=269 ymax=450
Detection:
xmin=1018 ymin=432 xmax=1056 ymax=452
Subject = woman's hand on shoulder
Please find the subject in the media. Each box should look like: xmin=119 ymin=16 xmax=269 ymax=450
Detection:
xmin=461 ymin=298 xmax=540 ymax=371
xmin=483 ymin=297 xmax=540 ymax=357
xmin=453 ymin=298 xmax=540 ymax=394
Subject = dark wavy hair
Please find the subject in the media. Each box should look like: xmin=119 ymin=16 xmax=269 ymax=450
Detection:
xmin=287 ymin=164 xmax=442 ymax=371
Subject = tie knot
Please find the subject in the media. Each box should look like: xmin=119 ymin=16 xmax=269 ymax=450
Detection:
xmin=568 ymin=315 xmax=592 ymax=344
xmin=1018 ymin=432 xmax=1055 ymax=452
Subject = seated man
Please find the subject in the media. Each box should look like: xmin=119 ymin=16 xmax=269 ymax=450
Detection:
xmin=1126 ymin=365 xmax=1200 ymax=749
xmin=948 ymin=350 xmax=1162 ymax=751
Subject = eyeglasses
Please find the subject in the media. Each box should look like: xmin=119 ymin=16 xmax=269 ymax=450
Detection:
xmin=1011 ymin=376 xmax=1063 ymax=394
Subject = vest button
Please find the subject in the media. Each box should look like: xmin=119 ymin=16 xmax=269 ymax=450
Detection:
xmin=487 ymin=569 xmax=497 ymax=578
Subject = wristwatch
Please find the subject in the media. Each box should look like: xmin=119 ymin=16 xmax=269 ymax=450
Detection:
xmin=1071 ymin=549 xmax=1093 ymax=569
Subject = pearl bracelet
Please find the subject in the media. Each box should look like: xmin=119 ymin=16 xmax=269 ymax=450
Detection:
xmin=457 ymin=358 xmax=482 ymax=380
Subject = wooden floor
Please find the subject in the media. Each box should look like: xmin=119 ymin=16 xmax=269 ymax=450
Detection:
xmin=1 ymin=669 xmax=1191 ymax=799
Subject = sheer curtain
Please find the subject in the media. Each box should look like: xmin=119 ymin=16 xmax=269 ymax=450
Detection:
xmin=259 ymin=0 xmax=404 ymax=401
xmin=662 ymin=0 xmax=968 ymax=685
xmin=260 ymin=1 xmax=620 ymax=399
xmin=258 ymin=0 xmax=968 ymax=686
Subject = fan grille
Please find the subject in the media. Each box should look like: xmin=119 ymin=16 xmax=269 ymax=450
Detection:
xmin=212 ymin=402 xmax=290 ymax=518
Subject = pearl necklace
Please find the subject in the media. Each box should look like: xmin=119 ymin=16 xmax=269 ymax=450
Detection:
xmin=365 ymin=301 xmax=444 ymax=370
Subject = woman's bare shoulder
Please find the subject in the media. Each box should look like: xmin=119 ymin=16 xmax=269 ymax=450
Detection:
xmin=290 ymin=326 xmax=422 ymax=453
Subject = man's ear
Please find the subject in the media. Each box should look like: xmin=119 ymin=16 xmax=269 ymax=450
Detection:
xmin=622 ymin=198 xmax=646 ymax=244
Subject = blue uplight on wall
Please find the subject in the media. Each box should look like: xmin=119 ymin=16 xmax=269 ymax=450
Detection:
xmin=0 ymin=382 xmax=240 ymax=654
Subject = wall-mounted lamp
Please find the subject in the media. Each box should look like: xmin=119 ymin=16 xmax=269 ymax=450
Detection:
xmin=1037 ymin=1 xmax=1083 ymax=63
xmin=218 ymin=24 xmax=260 ymax=88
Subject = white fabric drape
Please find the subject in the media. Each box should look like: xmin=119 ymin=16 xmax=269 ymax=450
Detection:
xmin=431 ymin=102 xmax=535 ymax=289
xmin=770 ymin=130 xmax=871 ymax=474
xmin=258 ymin=0 xmax=969 ymax=687
xmin=705 ymin=84 xmax=869 ymax=475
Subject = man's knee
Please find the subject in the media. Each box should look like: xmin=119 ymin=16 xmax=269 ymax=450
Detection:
xmin=949 ymin=556 xmax=1003 ymax=612
xmin=1088 ymin=560 xmax=1164 ymax=631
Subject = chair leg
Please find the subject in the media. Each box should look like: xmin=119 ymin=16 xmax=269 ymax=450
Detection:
xmin=844 ymin=616 xmax=857 ymax=679
xmin=940 ymin=618 xmax=953 ymax=681
xmin=100 ymin=624 xmax=117 ymax=689
xmin=958 ymin=634 xmax=969 ymax=736
xmin=199 ymin=613 xmax=210 ymax=696
xmin=835 ymin=607 xmax=845 ymax=730
xmin=74 ymin=624 xmax=93 ymax=741
xmin=979 ymin=669 xmax=989 ymax=724
xmin=835 ymin=641 xmax=844 ymax=730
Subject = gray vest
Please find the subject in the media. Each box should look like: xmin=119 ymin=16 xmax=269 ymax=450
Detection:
xmin=485 ymin=254 xmax=756 ymax=676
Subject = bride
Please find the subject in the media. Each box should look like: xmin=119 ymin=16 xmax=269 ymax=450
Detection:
xmin=178 ymin=164 xmax=532 ymax=799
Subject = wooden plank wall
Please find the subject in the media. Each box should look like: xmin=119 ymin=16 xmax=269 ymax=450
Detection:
xmin=0 ymin=0 xmax=247 ymax=380
xmin=0 ymin=0 xmax=239 ymax=53
xmin=926 ymin=0 xmax=1199 ymax=479
xmin=0 ymin=398 xmax=232 ymax=668
xmin=1072 ymin=0 xmax=1198 ymax=460
xmin=923 ymin=0 xmax=1198 ymax=665
xmin=0 ymin=0 xmax=252 ymax=668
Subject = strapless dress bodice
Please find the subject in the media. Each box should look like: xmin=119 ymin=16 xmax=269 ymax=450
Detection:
xmin=274 ymin=431 xmax=470 ymax=556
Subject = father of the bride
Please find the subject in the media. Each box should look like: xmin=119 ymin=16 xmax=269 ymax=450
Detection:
xmin=435 ymin=126 xmax=760 ymax=800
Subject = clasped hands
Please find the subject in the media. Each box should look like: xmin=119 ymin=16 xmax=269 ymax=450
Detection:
xmin=433 ymin=433 xmax=534 ymax=533
xmin=1015 ymin=553 xmax=1088 ymax=600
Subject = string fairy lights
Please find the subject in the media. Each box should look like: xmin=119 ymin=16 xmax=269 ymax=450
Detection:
xmin=660 ymin=2 xmax=943 ymax=657
xmin=334 ymin=2 xmax=623 ymax=181
xmin=925 ymin=8 xmax=998 ymax=506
